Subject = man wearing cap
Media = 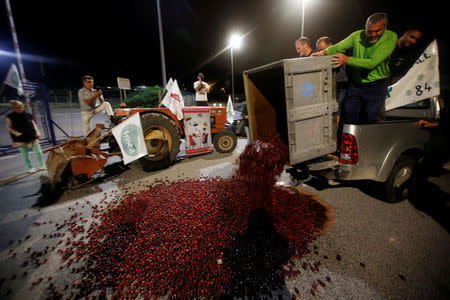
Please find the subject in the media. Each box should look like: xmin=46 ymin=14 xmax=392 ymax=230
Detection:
xmin=194 ymin=73 xmax=210 ymax=106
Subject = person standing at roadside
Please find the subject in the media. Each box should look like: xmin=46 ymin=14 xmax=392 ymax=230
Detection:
xmin=312 ymin=13 xmax=397 ymax=124
xmin=194 ymin=73 xmax=210 ymax=106
xmin=6 ymin=100 xmax=46 ymax=173
xmin=78 ymin=75 xmax=115 ymax=137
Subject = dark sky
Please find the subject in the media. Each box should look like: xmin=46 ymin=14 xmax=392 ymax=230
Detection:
xmin=0 ymin=0 xmax=447 ymax=94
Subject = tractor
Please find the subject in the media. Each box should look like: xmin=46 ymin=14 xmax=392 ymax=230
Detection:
xmin=45 ymin=106 xmax=237 ymax=189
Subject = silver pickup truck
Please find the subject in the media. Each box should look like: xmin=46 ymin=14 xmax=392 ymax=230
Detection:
xmin=243 ymin=56 xmax=440 ymax=203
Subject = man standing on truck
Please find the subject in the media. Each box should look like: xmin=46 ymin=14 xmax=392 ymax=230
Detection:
xmin=295 ymin=37 xmax=315 ymax=57
xmin=194 ymin=73 xmax=210 ymax=106
xmin=312 ymin=13 xmax=397 ymax=124
xmin=78 ymin=75 xmax=116 ymax=137
xmin=389 ymin=28 xmax=423 ymax=84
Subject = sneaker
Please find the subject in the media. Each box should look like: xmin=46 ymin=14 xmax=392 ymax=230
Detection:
xmin=28 ymin=168 xmax=37 ymax=174
xmin=39 ymin=166 xmax=47 ymax=171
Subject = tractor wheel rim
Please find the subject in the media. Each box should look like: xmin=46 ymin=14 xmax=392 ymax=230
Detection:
xmin=394 ymin=166 xmax=412 ymax=188
xmin=219 ymin=136 xmax=233 ymax=151
xmin=144 ymin=126 xmax=172 ymax=160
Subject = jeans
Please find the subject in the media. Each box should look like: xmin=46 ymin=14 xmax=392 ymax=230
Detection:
xmin=343 ymin=78 xmax=389 ymax=124
xmin=19 ymin=142 xmax=44 ymax=170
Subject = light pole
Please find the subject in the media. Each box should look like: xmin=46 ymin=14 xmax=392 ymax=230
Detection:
xmin=301 ymin=0 xmax=306 ymax=37
xmin=156 ymin=0 xmax=167 ymax=87
xmin=229 ymin=34 xmax=242 ymax=102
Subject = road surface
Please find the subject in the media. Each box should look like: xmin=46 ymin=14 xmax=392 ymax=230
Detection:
xmin=0 ymin=138 xmax=449 ymax=299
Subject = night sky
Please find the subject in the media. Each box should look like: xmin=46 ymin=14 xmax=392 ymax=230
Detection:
xmin=0 ymin=0 xmax=447 ymax=95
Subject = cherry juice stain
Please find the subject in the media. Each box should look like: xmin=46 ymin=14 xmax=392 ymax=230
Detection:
xmin=54 ymin=135 xmax=329 ymax=299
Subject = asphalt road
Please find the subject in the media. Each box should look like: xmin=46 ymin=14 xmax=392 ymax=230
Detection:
xmin=0 ymin=136 xmax=449 ymax=299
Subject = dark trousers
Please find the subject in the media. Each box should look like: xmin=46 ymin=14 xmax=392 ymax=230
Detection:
xmin=343 ymin=78 xmax=388 ymax=124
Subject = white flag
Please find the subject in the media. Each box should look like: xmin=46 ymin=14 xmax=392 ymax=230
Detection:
xmin=159 ymin=78 xmax=173 ymax=107
xmin=386 ymin=40 xmax=440 ymax=111
xmin=112 ymin=112 xmax=148 ymax=165
xmin=165 ymin=77 xmax=173 ymax=91
xmin=226 ymin=95 xmax=234 ymax=124
xmin=4 ymin=64 xmax=23 ymax=95
xmin=161 ymin=80 xmax=184 ymax=120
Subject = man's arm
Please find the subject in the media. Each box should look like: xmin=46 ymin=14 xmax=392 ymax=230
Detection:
xmin=324 ymin=32 xmax=356 ymax=55
xmin=346 ymin=37 xmax=397 ymax=70
xmin=194 ymin=81 xmax=203 ymax=92
xmin=6 ymin=117 xmax=21 ymax=136
xmin=79 ymin=89 xmax=102 ymax=106
xmin=312 ymin=32 xmax=356 ymax=57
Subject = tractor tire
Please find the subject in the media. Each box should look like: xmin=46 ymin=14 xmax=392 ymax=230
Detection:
xmin=139 ymin=113 xmax=181 ymax=172
xmin=213 ymin=130 xmax=237 ymax=153
xmin=383 ymin=155 xmax=417 ymax=203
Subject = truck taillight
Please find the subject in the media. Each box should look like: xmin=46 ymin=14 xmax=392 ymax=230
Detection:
xmin=340 ymin=133 xmax=358 ymax=165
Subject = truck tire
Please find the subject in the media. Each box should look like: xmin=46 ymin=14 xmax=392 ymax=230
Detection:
xmin=139 ymin=113 xmax=181 ymax=172
xmin=213 ymin=130 xmax=237 ymax=153
xmin=383 ymin=155 xmax=416 ymax=203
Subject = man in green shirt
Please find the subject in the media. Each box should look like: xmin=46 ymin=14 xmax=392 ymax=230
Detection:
xmin=313 ymin=13 xmax=398 ymax=124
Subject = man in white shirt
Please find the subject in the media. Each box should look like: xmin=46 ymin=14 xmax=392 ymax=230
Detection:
xmin=193 ymin=73 xmax=210 ymax=106
xmin=78 ymin=75 xmax=116 ymax=137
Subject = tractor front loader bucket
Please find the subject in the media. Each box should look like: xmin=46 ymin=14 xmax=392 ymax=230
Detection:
xmin=45 ymin=124 xmax=111 ymax=188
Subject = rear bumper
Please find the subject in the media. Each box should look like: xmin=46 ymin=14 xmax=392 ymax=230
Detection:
xmin=315 ymin=163 xmax=383 ymax=182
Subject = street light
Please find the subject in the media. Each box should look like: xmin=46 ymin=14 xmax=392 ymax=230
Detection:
xmin=229 ymin=34 xmax=242 ymax=102
xmin=156 ymin=0 xmax=167 ymax=87
xmin=301 ymin=0 xmax=309 ymax=37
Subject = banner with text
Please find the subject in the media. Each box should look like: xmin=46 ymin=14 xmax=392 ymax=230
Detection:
xmin=183 ymin=107 xmax=212 ymax=156
xmin=112 ymin=113 xmax=148 ymax=164
xmin=386 ymin=40 xmax=440 ymax=111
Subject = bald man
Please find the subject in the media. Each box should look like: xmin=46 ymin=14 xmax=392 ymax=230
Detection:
xmin=312 ymin=13 xmax=397 ymax=124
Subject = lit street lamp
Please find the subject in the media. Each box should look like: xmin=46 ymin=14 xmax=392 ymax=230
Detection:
xmin=229 ymin=34 xmax=242 ymax=102
xmin=300 ymin=0 xmax=310 ymax=37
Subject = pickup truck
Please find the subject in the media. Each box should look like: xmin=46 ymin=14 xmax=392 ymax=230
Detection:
xmin=314 ymin=97 xmax=439 ymax=203
xmin=243 ymin=56 xmax=440 ymax=203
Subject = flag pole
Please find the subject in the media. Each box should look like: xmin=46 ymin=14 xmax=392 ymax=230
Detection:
xmin=4 ymin=0 xmax=34 ymax=115
xmin=156 ymin=0 xmax=167 ymax=88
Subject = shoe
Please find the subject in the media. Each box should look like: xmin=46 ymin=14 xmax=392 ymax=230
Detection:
xmin=109 ymin=116 xmax=119 ymax=126
xmin=28 ymin=168 xmax=37 ymax=174
xmin=39 ymin=166 xmax=47 ymax=171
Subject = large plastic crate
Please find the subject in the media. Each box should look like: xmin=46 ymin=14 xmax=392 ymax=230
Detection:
xmin=243 ymin=56 xmax=338 ymax=165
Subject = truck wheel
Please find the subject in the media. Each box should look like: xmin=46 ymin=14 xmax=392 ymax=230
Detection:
xmin=384 ymin=155 xmax=416 ymax=203
xmin=139 ymin=113 xmax=181 ymax=171
xmin=213 ymin=130 xmax=237 ymax=153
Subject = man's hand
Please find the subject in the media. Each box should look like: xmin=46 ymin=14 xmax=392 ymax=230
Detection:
xmin=331 ymin=53 xmax=349 ymax=68
xmin=95 ymin=90 xmax=103 ymax=98
xmin=95 ymin=90 xmax=104 ymax=103
xmin=311 ymin=51 xmax=326 ymax=56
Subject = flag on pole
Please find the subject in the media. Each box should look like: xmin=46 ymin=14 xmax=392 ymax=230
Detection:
xmin=386 ymin=40 xmax=440 ymax=111
xmin=4 ymin=64 xmax=23 ymax=95
xmin=160 ymin=78 xmax=173 ymax=106
xmin=112 ymin=112 xmax=148 ymax=165
xmin=161 ymin=79 xmax=184 ymax=120
xmin=226 ymin=95 xmax=235 ymax=124
xmin=165 ymin=77 xmax=173 ymax=93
